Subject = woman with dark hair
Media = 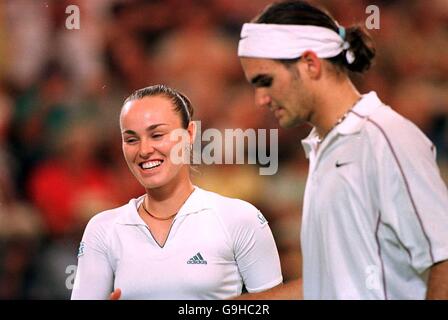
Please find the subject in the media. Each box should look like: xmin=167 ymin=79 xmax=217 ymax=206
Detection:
xmin=71 ymin=85 xmax=282 ymax=299
xmin=238 ymin=0 xmax=448 ymax=299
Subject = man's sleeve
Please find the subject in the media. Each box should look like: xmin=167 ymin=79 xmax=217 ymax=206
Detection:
xmin=71 ymin=216 xmax=114 ymax=300
xmin=374 ymin=121 xmax=448 ymax=274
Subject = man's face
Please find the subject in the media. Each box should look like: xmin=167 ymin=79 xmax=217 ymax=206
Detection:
xmin=240 ymin=57 xmax=313 ymax=128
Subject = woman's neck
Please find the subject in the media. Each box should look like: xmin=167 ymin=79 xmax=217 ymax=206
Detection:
xmin=144 ymin=175 xmax=195 ymax=218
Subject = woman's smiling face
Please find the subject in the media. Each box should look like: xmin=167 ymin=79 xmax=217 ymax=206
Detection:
xmin=120 ymin=95 xmax=191 ymax=190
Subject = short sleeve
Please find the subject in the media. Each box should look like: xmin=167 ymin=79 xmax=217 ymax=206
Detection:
xmin=373 ymin=119 xmax=448 ymax=274
xmin=220 ymin=200 xmax=283 ymax=293
xmin=71 ymin=215 xmax=115 ymax=300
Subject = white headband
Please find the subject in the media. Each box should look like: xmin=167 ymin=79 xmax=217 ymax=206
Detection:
xmin=238 ymin=23 xmax=354 ymax=64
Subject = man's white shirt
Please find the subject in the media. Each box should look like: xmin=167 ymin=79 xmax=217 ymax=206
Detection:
xmin=301 ymin=91 xmax=448 ymax=299
xmin=71 ymin=187 xmax=282 ymax=299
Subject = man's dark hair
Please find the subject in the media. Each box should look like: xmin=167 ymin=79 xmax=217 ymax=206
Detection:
xmin=254 ymin=0 xmax=376 ymax=73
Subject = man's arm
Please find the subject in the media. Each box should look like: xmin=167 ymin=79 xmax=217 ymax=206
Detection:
xmin=234 ymin=278 xmax=303 ymax=300
xmin=426 ymin=260 xmax=448 ymax=299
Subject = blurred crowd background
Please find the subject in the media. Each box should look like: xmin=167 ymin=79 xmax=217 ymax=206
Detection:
xmin=0 ymin=0 xmax=447 ymax=299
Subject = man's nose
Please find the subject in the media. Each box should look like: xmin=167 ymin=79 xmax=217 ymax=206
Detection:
xmin=254 ymin=89 xmax=272 ymax=109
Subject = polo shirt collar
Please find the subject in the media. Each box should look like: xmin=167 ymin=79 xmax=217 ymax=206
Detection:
xmin=301 ymin=91 xmax=384 ymax=158
xmin=176 ymin=186 xmax=213 ymax=218
xmin=116 ymin=186 xmax=212 ymax=225
xmin=336 ymin=91 xmax=383 ymax=135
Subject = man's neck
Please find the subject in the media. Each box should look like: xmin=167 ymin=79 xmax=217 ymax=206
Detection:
xmin=311 ymin=79 xmax=361 ymax=139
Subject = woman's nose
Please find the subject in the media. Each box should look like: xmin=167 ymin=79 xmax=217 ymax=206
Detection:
xmin=139 ymin=140 xmax=155 ymax=158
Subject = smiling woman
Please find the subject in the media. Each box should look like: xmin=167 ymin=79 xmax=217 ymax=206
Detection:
xmin=120 ymin=92 xmax=193 ymax=193
xmin=70 ymin=84 xmax=283 ymax=300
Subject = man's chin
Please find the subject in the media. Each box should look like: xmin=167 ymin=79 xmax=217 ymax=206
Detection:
xmin=278 ymin=119 xmax=295 ymax=129
xmin=278 ymin=116 xmax=305 ymax=129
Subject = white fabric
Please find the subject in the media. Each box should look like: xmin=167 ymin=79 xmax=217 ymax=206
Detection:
xmin=238 ymin=23 xmax=349 ymax=60
xmin=301 ymin=91 xmax=448 ymax=299
xmin=71 ymin=186 xmax=282 ymax=300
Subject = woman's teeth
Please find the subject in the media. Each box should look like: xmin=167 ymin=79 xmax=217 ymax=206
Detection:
xmin=141 ymin=160 xmax=163 ymax=169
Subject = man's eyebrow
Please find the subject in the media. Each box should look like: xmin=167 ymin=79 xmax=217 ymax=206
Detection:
xmin=250 ymin=74 xmax=272 ymax=86
xmin=122 ymin=123 xmax=168 ymax=135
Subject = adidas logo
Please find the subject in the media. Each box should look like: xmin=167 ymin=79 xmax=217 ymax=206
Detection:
xmin=187 ymin=252 xmax=207 ymax=265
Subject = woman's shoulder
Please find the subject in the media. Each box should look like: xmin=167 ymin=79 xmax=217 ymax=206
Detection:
xmin=198 ymin=187 xmax=259 ymax=214
xmin=196 ymin=187 xmax=266 ymax=228
xmin=197 ymin=187 xmax=269 ymax=236
xmin=84 ymin=197 xmax=143 ymax=231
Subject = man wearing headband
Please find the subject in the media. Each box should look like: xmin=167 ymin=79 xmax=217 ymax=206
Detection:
xmin=238 ymin=0 xmax=448 ymax=299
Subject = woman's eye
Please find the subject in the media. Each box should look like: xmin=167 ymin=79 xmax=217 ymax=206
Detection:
xmin=152 ymin=133 xmax=164 ymax=139
xmin=124 ymin=137 xmax=138 ymax=144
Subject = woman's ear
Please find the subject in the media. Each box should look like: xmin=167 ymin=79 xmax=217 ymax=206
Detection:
xmin=187 ymin=121 xmax=197 ymax=146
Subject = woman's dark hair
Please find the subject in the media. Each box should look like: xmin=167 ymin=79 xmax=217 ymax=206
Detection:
xmin=254 ymin=0 xmax=376 ymax=73
xmin=123 ymin=84 xmax=193 ymax=128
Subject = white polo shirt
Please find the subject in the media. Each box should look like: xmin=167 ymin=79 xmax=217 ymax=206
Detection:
xmin=71 ymin=187 xmax=282 ymax=300
xmin=301 ymin=91 xmax=448 ymax=299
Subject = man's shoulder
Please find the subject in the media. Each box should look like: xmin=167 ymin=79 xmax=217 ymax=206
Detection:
xmin=365 ymin=105 xmax=430 ymax=145
xmin=362 ymin=105 xmax=435 ymax=166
